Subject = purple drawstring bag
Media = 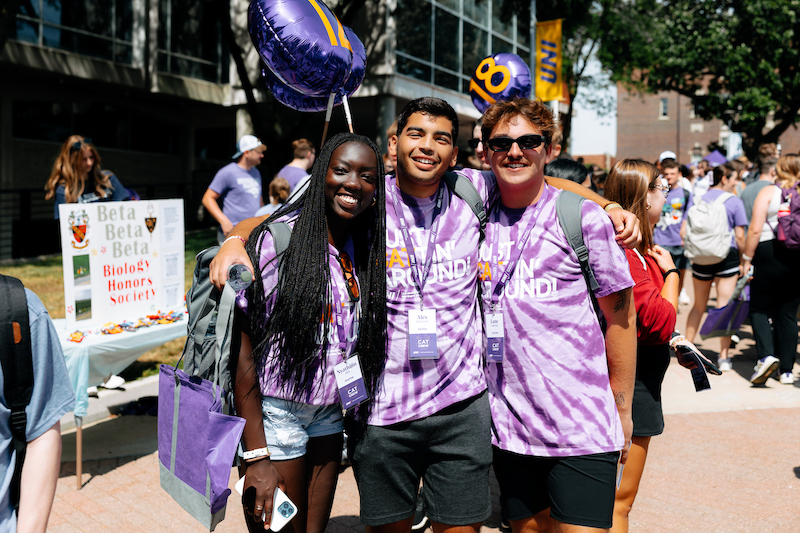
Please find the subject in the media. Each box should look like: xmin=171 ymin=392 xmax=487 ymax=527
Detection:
xmin=699 ymin=277 xmax=751 ymax=340
xmin=158 ymin=364 xmax=245 ymax=531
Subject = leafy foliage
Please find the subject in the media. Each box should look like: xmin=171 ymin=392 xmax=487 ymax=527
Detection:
xmin=598 ymin=0 xmax=800 ymax=157
xmin=497 ymin=0 xmax=616 ymax=154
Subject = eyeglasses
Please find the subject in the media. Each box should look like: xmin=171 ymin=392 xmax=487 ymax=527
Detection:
xmin=467 ymin=138 xmax=482 ymax=150
xmin=649 ymin=183 xmax=671 ymax=198
xmin=337 ymin=251 xmax=359 ymax=302
xmin=485 ymin=134 xmax=548 ymax=153
xmin=70 ymin=137 xmax=92 ymax=154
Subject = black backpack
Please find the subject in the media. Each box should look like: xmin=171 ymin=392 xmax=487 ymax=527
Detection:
xmin=0 ymin=275 xmax=34 ymax=513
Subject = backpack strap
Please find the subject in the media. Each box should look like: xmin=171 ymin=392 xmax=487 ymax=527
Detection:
xmin=266 ymin=222 xmax=292 ymax=256
xmin=556 ymin=191 xmax=600 ymax=292
xmin=555 ymin=192 xmax=605 ymax=329
xmin=443 ymin=171 xmax=487 ymax=244
xmin=0 ymin=275 xmax=33 ymax=512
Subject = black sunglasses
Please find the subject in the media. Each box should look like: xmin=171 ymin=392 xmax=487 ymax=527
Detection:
xmin=70 ymin=137 xmax=93 ymax=154
xmin=467 ymin=138 xmax=482 ymax=150
xmin=485 ymin=134 xmax=548 ymax=153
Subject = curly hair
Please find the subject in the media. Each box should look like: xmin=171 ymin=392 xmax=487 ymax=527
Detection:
xmin=244 ymin=133 xmax=387 ymax=421
xmin=481 ymin=98 xmax=556 ymax=147
xmin=45 ymin=135 xmax=114 ymax=203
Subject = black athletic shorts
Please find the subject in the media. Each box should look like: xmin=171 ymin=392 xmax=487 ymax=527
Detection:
xmin=692 ymin=247 xmax=740 ymax=280
xmin=492 ymin=447 xmax=619 ymax=529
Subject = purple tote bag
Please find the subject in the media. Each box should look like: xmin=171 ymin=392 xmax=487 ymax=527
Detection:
xmin=158 ymin=364 xmax=245 ymax=531
xmin=699 ymin=283 xmax=750 ymax=340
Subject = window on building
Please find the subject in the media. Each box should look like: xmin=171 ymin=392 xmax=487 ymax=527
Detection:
xmin=158 ymin=0 xmax=229 ymax=83
xmin=12 ymin=0 xmax=134 ymax=64
xmin=395 ymin=0 xmax=530 ymax=93
xmin=659 ymin=97 xmax=669 ymax=119
xmin=12 ymin=100 xmax=179 ymax=155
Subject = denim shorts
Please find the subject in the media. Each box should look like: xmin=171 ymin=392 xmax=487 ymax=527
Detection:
xmin=246 ymin=397 xmax=343 ymax=461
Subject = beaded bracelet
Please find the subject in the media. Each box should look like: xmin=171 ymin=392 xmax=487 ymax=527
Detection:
xmin=222 ymin=235 xmax=247 ymax=246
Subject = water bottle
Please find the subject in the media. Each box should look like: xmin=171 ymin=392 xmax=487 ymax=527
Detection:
xmin=777 ymin=201 xmax=790 ymax=242
xmin=227 ymin=264 xmax=253 ymax=291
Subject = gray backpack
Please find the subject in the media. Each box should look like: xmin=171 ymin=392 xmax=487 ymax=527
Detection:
xmin=683 ymin=192 xmax=733 ymax=265
xmin=555 ymin=191 xmax=604 ymax=330
xmin=181 ymin=222 xmax=291 ymax=399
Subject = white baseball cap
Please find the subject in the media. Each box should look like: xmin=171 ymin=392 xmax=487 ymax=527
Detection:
xmin=232 ymin=135 xmax=266 ymax=159
xmin=658 ymin=150 xmax=677 ymax=163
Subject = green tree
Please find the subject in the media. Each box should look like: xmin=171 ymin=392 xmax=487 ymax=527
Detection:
xmin=598 ymin=0 xmax=800 ymax=159
xmin=498 ymin=0 xmax=616 ymax=156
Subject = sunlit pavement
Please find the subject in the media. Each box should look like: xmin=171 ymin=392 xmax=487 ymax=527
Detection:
xmin=49 ymin=281 xmax=800 ymax=532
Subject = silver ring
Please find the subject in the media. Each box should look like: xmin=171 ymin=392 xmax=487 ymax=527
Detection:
xmin=255 ymin=505 xmax=263 ymax=511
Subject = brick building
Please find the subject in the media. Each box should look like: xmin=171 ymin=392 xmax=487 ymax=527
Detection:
xmin=616 ymin=86 xmax=800 ymax=166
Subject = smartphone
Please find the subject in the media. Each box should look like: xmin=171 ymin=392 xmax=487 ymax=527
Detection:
xmin=235 ymin=476 xmax=298 ymax=531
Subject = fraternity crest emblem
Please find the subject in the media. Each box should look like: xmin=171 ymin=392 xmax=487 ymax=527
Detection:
xmin=69 ymin=209 xmax=90 ymax=249
xmin=145 ymin=202 xmax=157 ymax=239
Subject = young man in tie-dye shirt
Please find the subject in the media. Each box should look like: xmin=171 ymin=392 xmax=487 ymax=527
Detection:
xmin=206 ymin=97 xmax=640 ymax=533
xmin=480 ymin=98 xmax=636 ymax=533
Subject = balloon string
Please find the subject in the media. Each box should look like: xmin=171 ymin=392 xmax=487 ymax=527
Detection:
xmin=343 ymin=94 xmax=354 ymax=133
xmin=321 ymin=93 xmax=336 ymax=147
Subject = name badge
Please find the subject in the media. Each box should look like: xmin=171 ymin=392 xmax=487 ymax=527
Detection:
xmin=408 ymin=309 xmax=439 ymax=359
xmin=486 ymin=311 xmax=504 ymax=363
xmin=333 ymin=354 xmax=369 ymax=409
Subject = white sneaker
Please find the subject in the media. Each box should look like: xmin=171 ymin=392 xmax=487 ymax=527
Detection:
xmin=780 ymin=372 xmax=795 ymax=385
xmin=679 ymin=288 xmax=691 ymax=306
xmin=718 ymin=358 xmax=733 ymax=372
xmin=750 ymin=356 xmax=780 ymax=384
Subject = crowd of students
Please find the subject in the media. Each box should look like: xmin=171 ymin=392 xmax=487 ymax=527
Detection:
xmin=42 ymin=98 xmax=799 ymax=533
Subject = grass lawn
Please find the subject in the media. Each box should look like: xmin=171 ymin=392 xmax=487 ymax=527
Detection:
xmin=0 ymin=228 xmax=218 ymax=381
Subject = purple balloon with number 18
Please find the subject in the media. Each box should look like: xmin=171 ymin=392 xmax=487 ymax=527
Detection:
xmin=249 ymin=0 xmax=354 ymax=97
xmin=469 ymin=53 xmax=532 ymax=113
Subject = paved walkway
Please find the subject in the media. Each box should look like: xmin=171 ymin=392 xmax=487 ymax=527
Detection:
xmin=48 ymin=285 xmax=800 ymax=532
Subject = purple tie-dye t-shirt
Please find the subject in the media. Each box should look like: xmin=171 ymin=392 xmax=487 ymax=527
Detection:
xmin=483 ymin=185 xmax=634 ymax=457
xmin=236 ymin=217 xmax=360 ymax=406
xmin=370 ymin=168 xmax=495 ymax=426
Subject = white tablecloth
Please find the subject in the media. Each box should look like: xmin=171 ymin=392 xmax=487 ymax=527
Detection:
xmin=53 ymin=318 xmax=187 ymax=417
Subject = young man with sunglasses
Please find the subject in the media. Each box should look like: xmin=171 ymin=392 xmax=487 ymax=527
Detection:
xmin=480 ymin=98 xmax=636 ymax=533
xmin=207 ymin=97 xmax=640 ymax=533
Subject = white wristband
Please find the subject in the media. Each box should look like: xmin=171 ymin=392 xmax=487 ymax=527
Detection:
xmin=741 ymin=253 xmax=753 ymax=262
xmin=242 ymin=447 xmax=271 ymax=461
xmin=223 ymin=235 xmax=247 ymax=246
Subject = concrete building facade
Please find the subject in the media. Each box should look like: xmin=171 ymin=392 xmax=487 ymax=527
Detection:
xmin=1 ymin=0 xmax=532 ymax=259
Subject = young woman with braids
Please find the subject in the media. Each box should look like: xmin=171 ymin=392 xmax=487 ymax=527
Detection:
xmin=233 ymin=132 xmax=387 ymax=533
xmin=44 ymin=135 xmax=130 ymax=218
xmin=604 ymin=160 xmax=678 ymax=533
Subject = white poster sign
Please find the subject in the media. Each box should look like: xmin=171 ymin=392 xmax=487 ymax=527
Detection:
xmin=59 ymin=199 xmax=185 ymax=329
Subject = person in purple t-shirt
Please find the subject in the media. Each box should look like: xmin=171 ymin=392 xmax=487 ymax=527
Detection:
xmin=481 ymin=98 xmax=636 ymax=533
xmin=683 ymin=162 xmax=747 ymax=371
xmin=203 ymin=96 xmax=642 ymax=533
xmin=202 ymin=134 xmax=265 ymax=243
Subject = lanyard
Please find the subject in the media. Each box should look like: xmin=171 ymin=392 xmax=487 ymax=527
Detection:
xmin=486 ymin=185 xmax=550 ymax=308
xmin=388 ymin=181 xmax=445 ymax=304
xmin=330 ymin=241 xmax=360 ymax=359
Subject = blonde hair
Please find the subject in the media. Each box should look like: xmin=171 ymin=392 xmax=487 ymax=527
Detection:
xmin=45 ymin=135 xmax=113 ymax=203
xmin=604 ymin=159 xmax=659 ymax=254
xmin=775 ymin=154 xmax=800 ymax=190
